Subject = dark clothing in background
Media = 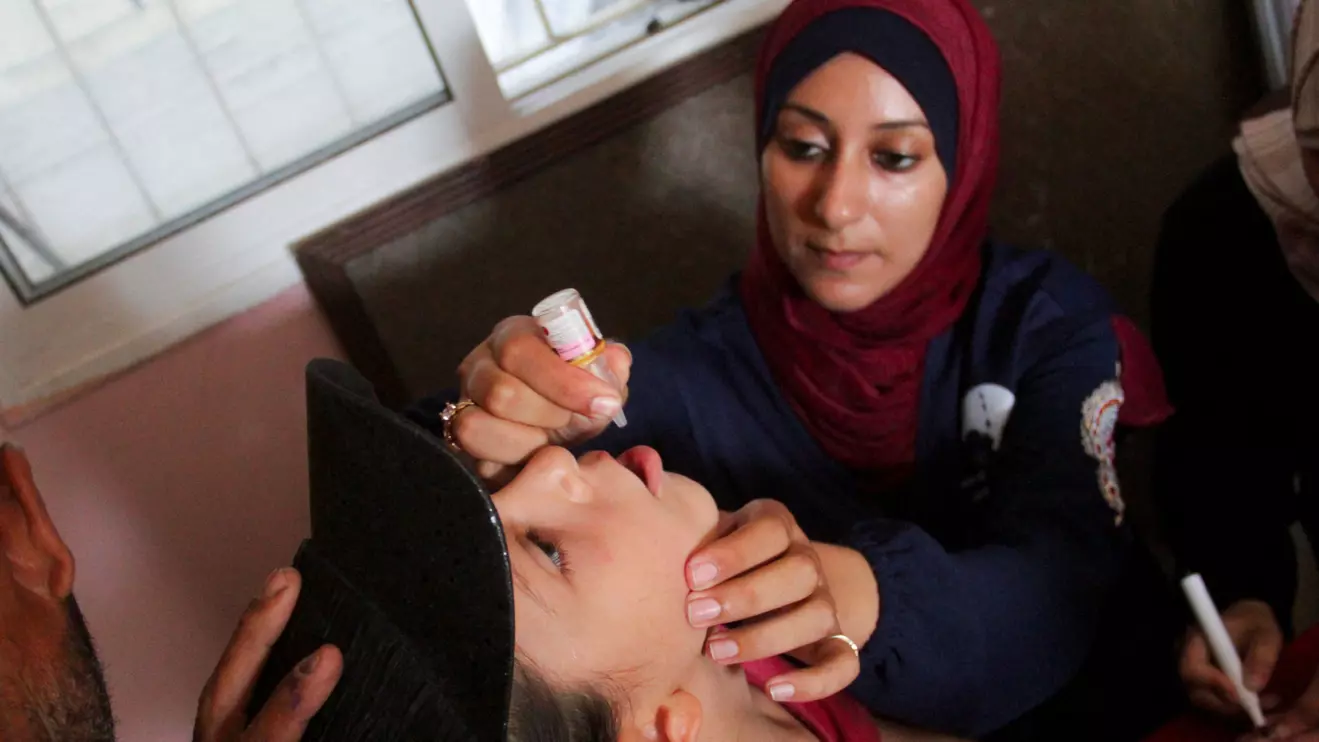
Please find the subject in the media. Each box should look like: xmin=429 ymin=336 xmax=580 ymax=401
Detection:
xmin=1153 ymin=154 xmax=1319 ymax=635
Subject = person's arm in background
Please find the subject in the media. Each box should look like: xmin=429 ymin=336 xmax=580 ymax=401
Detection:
xmin=1149 ymin=157 xmax=1301 ymax=627
xmin=1155 ymin=409 xmax=1297 ymax=625
xmin=1150 ymin=155 xmax=1304 ymax=718
xmin=1156 ymin=375 xmax=1295 ymax=717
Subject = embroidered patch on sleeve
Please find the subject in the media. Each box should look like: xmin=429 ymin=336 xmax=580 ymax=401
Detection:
xmin=1081 ymin=378 xmax=1125 ymax=525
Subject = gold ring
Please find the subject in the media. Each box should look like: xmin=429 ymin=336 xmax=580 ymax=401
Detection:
xmin=827 ymin=634 xmax=859 ymax=659
xmin=440 ymin=399 xmax=478 ymax=452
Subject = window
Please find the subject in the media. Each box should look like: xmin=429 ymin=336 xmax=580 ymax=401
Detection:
xmin=1254 ymin=0 xmax=1304 ymax=90
xmin=0 ymin=0 xmax=448 ymax=302
xmin=0 ymin=0 xmax=782 ymax=415
xmin=466 ymin=0 xmax=726 ymax=97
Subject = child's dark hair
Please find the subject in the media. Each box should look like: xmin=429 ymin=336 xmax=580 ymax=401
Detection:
xmin=248 ymin=544 xmax=619 ymax=741
xmin=509 ymin=662 xmax=619 ymax=742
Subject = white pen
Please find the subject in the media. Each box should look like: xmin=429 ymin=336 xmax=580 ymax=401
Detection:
xmin=1180 ymin=573 xmax=1267 ymax=728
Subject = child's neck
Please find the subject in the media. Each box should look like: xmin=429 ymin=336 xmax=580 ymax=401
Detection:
xmin=688 ymin=658 xmax=819 ymax=742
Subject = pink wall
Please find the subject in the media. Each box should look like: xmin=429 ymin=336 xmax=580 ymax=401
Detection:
xmin=1 ymin=284 xmax=344 ymax=742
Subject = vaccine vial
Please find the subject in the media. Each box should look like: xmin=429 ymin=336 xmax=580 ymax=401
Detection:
xmin=532 ymin=289 xmax=628 ymax=428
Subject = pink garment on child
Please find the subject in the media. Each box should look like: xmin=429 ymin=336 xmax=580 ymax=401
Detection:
xmin=743 ymin=657 xmax=883 ymax=742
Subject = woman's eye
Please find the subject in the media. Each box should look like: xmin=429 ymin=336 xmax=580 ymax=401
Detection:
xmin=528 ymin=531 xmax=564 ymax=570
xmin=781 ymin=138 xmax=825 ymax=161
xmin=874 ymin=151 xmax=918 ymax=172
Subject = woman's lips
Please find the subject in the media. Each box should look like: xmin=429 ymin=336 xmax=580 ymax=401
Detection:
xmin=807 ymin=243 xmax=869 ymax=271
xmin=618 ymin=445 xmax=664 ymax=497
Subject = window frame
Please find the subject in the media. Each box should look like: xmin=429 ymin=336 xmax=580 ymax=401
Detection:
xmin=0 ymin=0 xmax=784 ymax=416
xmin=1254 ymin=0 xmax=1302 ymax=90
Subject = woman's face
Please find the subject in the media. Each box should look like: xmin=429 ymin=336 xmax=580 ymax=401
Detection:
xmin=496 ymin=446 xmax=720 ymax=696
xmin=762 ymin=52 xmax=950 ymax=313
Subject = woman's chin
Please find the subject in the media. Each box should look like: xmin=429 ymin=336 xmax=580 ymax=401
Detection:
xmin=798 ymin=272 xmax=891 ymax=313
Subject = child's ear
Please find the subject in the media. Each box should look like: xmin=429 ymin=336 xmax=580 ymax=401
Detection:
xmin=624 ymin=689 xmax=702 ymax=742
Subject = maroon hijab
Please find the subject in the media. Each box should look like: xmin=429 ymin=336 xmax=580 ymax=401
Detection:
xmin=741 ymin=0 xmax=1001 ymax=480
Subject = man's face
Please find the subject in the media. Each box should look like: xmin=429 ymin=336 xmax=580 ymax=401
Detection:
xmin=0 ymin=446 xmax=115 ymax=741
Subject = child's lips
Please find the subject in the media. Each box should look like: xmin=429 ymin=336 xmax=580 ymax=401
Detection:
xmin=618 ymin=445 xmax=664 ymax=497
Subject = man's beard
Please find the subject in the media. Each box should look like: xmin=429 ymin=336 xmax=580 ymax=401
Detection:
xmin=19 ymin=595 xmax=117 ymax=742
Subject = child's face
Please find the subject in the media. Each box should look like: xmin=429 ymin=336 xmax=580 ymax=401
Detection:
xmin=495 ymin=446 xmax=720 ymax=696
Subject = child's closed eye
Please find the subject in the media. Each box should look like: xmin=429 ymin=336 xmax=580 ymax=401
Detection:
xmin=528 ymin=530 xmax=570 ymax=573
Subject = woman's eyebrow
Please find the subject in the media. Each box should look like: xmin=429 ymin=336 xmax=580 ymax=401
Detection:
xmin=781 ymin=102 xmax=930 ymax=131
xmin=782 ymin=102 xmax=833 ymax=127
xmin=873 ymin=119 xmax=930 ymax=131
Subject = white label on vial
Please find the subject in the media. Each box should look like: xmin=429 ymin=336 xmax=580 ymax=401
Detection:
xmin=541 ymin=309 xmax=596 ymax=361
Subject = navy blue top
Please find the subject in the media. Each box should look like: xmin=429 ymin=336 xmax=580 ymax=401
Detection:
xmin=411 ymin=243 xmax=1168 ymax=738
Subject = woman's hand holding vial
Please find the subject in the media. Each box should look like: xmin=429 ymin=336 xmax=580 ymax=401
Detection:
xmin=453 ymin=290 xmax=632 ymax=485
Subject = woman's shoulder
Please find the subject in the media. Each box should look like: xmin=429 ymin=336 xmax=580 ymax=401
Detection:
xmin=973 ymin=242 xmax=1117 ymax=341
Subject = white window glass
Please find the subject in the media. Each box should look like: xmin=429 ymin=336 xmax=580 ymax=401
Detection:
xmin=466 ymin=0 xmax=727 ymax=98
xmin=0 ymin=0 xmax=448 ymax=302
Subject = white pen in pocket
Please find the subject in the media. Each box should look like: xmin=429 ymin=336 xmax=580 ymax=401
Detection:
xmin=1180 ymin=573 xmax=1267 ymax=728
xmin=532 ymin=289 xmax=628 ymax=429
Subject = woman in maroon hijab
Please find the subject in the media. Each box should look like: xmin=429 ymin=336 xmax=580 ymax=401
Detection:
xmin=413 ymin=0 xmax=1180 ymax=739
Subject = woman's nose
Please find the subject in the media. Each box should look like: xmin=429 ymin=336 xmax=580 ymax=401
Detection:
xmin=813 ymin=156 xmax=870 ymax=230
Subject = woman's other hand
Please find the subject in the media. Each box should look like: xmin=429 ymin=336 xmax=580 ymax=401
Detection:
xmin=683 ymin=499 xmax=870 ymax=703
xmin=454 ymin=316 xmax=631 ymax=484
xmin=1180 ymin=599 xmax=1283 ymax=716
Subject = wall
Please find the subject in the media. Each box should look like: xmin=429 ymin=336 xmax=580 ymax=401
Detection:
xmin=0 ymin=283 xmax=343 ymax=742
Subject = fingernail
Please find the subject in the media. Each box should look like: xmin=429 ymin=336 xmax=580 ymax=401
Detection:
xmin=687 ymin=598 xmax=722 ymax=624
xmin=263 ymin=568 xmax=290 ymax=599
xmin=769 ymin=683 xmax=795 ymax=702
xmin=296 ymin=651 xmax=319 ymax=677
xmin=566 ymin=412 xmax=595 ymax=435
xmin=707 ymin=637 xmax=738 ymax=661
xmin=689 ymin=562 xmax=718 ymax=590
xmin=590 ymin=396 xmax=621 ymax=419
xmin=642 ymin=723 xmax=658 ymax=741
